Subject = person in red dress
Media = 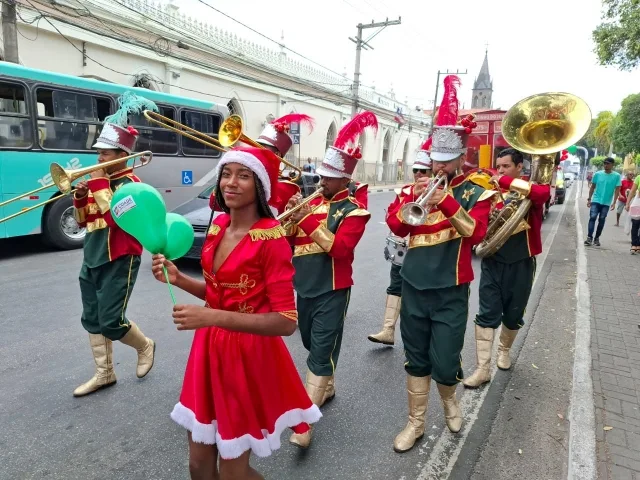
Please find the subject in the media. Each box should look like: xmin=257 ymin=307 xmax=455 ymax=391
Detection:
xmin=151 ymin=146 xmax=321 ymax=480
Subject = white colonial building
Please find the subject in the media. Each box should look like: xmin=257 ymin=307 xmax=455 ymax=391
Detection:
xmin=0 ymin=0 xmax=433 ymax=185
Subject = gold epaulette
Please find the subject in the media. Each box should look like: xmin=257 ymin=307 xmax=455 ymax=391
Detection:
xmin=248 ymin=225 xmax=286 ymax=241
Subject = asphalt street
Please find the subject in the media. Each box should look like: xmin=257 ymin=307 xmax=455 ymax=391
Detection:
xmin=0 ymin=190 xmax=564 ymax=480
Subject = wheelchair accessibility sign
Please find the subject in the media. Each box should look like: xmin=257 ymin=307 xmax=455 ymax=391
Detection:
xmin=182 ymin=170 xmax=193 ymax=185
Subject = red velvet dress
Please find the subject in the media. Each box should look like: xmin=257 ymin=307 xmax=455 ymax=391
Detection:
xmin=170 ymin=214 xmax=321 ymax=459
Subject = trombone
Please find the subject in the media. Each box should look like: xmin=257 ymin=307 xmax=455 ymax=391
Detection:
xmin=276 ymin=186 xmax=324 ymax=223
xmin=143 ymin=111 xmax=303 ymax=181
xmin=0 ymin=151 xmax=152 ymax=224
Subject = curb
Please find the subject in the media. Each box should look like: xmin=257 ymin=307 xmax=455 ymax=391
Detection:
xmin=369 ymin=186 xmax=403 ymax=193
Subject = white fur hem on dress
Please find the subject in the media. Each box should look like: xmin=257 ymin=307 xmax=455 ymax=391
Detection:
xmin=170 ymin=402 xmax=323 ymax=459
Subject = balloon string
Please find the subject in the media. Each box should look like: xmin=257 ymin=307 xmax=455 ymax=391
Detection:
xmin=163 ymin=265 xmax=177 ymax=305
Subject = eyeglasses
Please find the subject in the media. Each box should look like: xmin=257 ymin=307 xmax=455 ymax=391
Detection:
xmin=413 ymin=168 xmax=428 ymax=174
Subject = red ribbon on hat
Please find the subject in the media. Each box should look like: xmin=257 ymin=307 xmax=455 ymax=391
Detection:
xmin=127 ymin=125 xmax=139 ymax=136
xmin=460 ymin=114 xmax=478 ymax=134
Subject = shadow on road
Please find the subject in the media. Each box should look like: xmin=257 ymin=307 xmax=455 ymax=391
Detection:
xmin=0 ymin=236 xmax=60 ymax=261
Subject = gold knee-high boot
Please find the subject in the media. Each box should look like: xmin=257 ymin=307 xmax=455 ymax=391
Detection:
xmin=322 ymin=375 xmax=335 ymax=406
xmin=496 ymin=327 xmax=519 ymax=370
xmin=436 ymin=383 xmax=462 ymax=433
xmin=462 ymin=326 xmax=495 ymax=388
xmin=290 ymin=371 xmax=330 ymax=448
xmin=368 ymin=295 xmax=401 ymax=345
xmin=73 ymin=334 xmax=117 ymax=397
xmin=393 ymin=375 xmax=431 ymax=453
xmin=119 ymin=322 xmax=156 ymax=378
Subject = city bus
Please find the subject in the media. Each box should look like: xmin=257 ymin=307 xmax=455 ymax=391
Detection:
xmin=0 ymin=62 xmax=229 ymax=249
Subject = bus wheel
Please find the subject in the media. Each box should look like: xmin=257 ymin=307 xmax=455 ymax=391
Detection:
xmin=42 ymin=195 xmax=85 ymax=250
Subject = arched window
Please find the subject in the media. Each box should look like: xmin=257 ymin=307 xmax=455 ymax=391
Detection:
xmin=326 ymin=122 xmax=337 ymax=151
xmin=226 ymin=98 xmax=243 ymax=117
xmin=402 ymin=138 xmax=410 ymax=181
xmin=381 ymin=129 xmax=392 ymax=181
xmin=133 ymin=73 xmax=157 ymax=91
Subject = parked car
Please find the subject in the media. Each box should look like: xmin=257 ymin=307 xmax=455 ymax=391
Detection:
xmin=172 ymin=173 xmax=321 ymax=261
xmin=555 ymin=170 xmax=566 ymax=204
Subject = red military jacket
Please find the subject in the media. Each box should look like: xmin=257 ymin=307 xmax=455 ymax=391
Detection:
xmin=201 ymin=214 xmax=298 ymax=322
xmin=73 ymin=167 xmax=143 ymax=268
xmin=489 ymin=175 xmax=551 ymax=263
xmin=285 ymin=188 xmax=370 ymax=298
xmin=387 ymin=174 xmax=496 ymax=289
xmin=350 ymin=182 xmax=369 ymax=208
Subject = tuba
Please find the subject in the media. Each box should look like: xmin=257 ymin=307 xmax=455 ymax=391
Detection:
xmin=474 ymin=93 xmax=592 ymax=258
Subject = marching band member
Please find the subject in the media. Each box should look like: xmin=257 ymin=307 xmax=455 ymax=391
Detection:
xmin=386 ymin=76 xmax=496 ymax=453
xmin=210 ymin=113 xmax=314 ymax=216
xmin=349 ymin=180 xmax=369 ymax=207
xmin=151 ymin=147 xmax=321 ymax=479
xmin=284 ymin=111 xmax=377 ymax=448
xmin=463 ymin=148 xmax=550 ymax=388
xmin=368 ymin=142 xmax=433 ymax=346
xmin=72 ymin=93 xmax=157 ymax=397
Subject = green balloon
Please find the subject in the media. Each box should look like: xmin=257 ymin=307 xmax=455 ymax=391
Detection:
xmin=110 ymin=182 xmax=168 ymax=253
xmin=567 ymin=145 xmax=578 ymax=154
xmin=162 ymin=213 xmax=195 ymax=260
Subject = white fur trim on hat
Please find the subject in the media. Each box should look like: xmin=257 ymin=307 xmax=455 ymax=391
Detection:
xmin=216 ymin=151 xmax=272 ymax=201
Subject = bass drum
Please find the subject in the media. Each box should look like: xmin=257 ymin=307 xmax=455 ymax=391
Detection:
xmin=384 ymin=235 xmax=408 ymax=266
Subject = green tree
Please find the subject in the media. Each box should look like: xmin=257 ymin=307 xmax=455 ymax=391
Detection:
xmin=612 ymin=93 xmax=640 ymax=154
xmin=590 ymin=111 xmax=616 ymax=154
xmin=593 ymin=0 xmax=640 ymax=71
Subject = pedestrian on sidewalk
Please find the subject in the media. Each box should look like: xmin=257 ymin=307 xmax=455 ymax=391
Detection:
xmin=585 ymin=157 xmax=621 ymax=247
xmin=616 ymin=170 xmax=634 ymax=226
xmin=625 ymin=172 xmax=640 ymax=253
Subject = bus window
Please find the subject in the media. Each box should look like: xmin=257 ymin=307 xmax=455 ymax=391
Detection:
xmin=180 ymin=109 xmax=221 ymax=157
xmin=0 ymin=82 xmax=33 ymax=149
xmin=36 ymin=88 xmax=112 ymax=151
xmin=128 ymin=104 xmax=178 ymax=155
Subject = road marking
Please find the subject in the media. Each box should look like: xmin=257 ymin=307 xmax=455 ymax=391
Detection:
xmin=417 ymin=192 xmax=569 ymax=480
xmin=567 ymin=189 xmax=596 ymax=479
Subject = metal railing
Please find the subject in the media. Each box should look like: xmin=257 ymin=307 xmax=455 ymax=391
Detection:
xmin=289 ymin=157 xmax=412 ymax=186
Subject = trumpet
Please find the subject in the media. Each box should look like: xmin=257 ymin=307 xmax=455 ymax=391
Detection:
xmin=0 ymin=151 xmax=152 ymax=224
xmin=400 ymin=171 xmax=448 ymax=226
xmin=143 ymin=111 xmax=303 ymax=182
xmin=276 ymin=187 xmax=324 ymax=222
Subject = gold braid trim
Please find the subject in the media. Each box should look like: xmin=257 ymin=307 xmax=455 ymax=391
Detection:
xmin=86 ymin=218 xmax=108 ymax=233
xmin=74 ymin=206 xmax=87 ymax=224
xmin=509 ymin=179 xmax=531 ymax=197
xmin=248 ymin=225 xmax=285 ymax=241
xmin=448 ymin=207 xmax=476 ymax=237
xmin=208 ymin=225 xmax=221 ymax=236
xmin=309 ymin=225 xmax=335 ymax=251
xmin=91 ymin=188 xmax=113 ymax=214
xmin=279 ymin=310 xmax=299 ymax=322
xmin=220 ymin=274 xmax=256 ymax=295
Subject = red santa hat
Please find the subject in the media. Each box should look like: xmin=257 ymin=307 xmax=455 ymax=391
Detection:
xmin=256 ymin=113 xmax=315 ymax=157
xmin=429 ymin=75 xmax=477 ymax=162
xmin=215 ymin=147 xmax=279 ymax=203
xmin=317 ymin=111 xmax=378 ymax=179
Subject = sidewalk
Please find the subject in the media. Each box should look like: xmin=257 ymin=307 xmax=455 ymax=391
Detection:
xmin=578 ymin=200 xmax=640 ymax=479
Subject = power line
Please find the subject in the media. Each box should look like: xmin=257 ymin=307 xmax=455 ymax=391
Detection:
xmin=23 ymin=0 xmax=352 ymax=106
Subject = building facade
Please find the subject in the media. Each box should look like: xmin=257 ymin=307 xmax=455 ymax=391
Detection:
xmin=0 ymin=0 xmax=432 ymax=185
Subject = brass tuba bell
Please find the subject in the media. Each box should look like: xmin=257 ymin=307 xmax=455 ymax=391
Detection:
xmin=474 ymin=92 xmax=592 ymax=258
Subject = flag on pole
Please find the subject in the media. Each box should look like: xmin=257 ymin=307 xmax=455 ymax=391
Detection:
xmin=394 ymin=107 xmax=406 ymax=125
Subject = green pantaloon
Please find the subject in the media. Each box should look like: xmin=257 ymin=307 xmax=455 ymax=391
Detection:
xmin=297 ymin=288 xmax=351 ymax=377
xmin=400 ymin=282 xmax=469 ymax=385
xmin=79 ymin=255 xmax=141 ymax=341
xmin=387 ymin=263 xmax=402 ymax=297
xmin=475 ymin=256 xmax=536 ymax=331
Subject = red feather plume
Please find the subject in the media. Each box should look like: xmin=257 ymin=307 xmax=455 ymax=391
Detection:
xmin=334 ymin=111 xmax=378 ymax=150
xmin=421 ymin=137 xmax=432 ymax=150
xmin=273 ymin=113 xmax=315 ymax=133
xmin=436 ymin=75 xmax=461 ymax=127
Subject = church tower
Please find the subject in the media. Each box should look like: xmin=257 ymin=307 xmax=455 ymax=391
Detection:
xmin=471 ymin=48 xmax=493 ymax=109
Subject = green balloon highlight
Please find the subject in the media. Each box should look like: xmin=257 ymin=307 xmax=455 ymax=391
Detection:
xmin=164 ymin=213 xmax=195 ymax=260
xmin=567 ymin=145 xmax=578 ymax=154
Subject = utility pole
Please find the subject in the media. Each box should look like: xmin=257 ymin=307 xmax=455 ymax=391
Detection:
xmin=430 ymin=69 xmax=468 ymax=132
xmin=349 ymin=17 xmax=401 ymax=118
xmin=2 ymin=0 xmax=19 ymax=63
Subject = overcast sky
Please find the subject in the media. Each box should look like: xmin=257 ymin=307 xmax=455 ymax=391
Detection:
xmin=181 ymin=0 xmax=639 ymax=117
